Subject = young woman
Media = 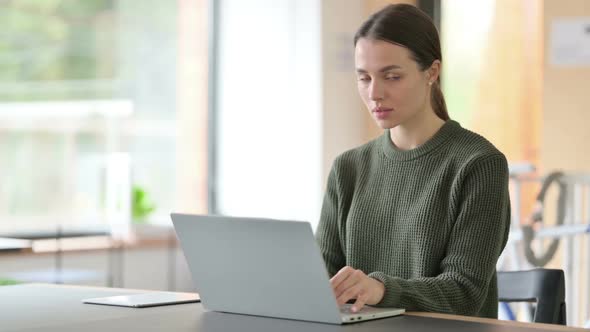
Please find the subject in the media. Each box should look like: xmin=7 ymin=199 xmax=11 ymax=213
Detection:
xmin=316 ymin=4 xmax=510 ymax=318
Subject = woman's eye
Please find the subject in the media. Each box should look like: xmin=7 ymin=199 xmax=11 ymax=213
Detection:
xmin=357 ymin=76 xmax=371 ymax=82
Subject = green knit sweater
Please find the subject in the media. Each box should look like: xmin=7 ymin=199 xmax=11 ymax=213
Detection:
xmin=316 ymin=120 xmax=510 ymax=318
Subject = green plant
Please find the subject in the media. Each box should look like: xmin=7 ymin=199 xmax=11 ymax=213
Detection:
xmin=132 ymin=185 xmax=156 ymax=223
xmin=0 ymin=278 xmax=20 ymax=286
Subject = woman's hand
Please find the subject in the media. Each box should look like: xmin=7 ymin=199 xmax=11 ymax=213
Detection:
xmin=330 ymin=266 xmax=385 ymax=312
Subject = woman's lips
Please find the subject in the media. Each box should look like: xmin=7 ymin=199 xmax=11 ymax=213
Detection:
xmin=373 ymin=107 xmax=394 ymax=120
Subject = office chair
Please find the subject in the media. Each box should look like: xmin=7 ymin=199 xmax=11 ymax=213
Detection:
xmin=497 ymin=268 xmax=566 ymax=325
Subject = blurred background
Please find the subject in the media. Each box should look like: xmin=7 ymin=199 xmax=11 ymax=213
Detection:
xmin=0 ymin=0 xmax=589 ymax=327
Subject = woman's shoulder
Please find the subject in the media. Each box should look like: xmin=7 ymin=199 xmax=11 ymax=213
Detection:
xmin=332 ymin=135 xmax=382 ymax=170
xmin=327 ymin=137 xmax=383 ymax=188
xmin=448 ymin=125 xmax=508 ymax=167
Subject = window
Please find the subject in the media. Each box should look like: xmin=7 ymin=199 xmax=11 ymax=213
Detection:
xmin=213 ymin=0 xmax=322 ymax=228
xmin=0 ymin=0 xmax=207 ymax=233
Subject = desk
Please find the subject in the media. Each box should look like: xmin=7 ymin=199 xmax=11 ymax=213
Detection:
xmin=0 ymin=224 xmax=178 ymax=287
xmin=0 ymin=226 xmax=116 ymax=285
xmin=0 ymin=225 xmax=110 ymax=240
xmin=0 ymin=237 xmax=32 ymax=252
xmin=1 ymin=284 xmax=585 ymax=332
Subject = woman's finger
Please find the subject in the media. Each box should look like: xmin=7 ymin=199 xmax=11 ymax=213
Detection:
xmin=336 ymin=284 xmax=362 ymax=306
xmin=330 ymin=266 xmax=355 ymax=290
xmin=333 ymin=269 xmax=363 ymax=298
xmin=351 ymin=291 xmax=368 ymax=313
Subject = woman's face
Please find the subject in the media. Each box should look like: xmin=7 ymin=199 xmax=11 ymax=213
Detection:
xmin=354 ymin=38 xmax=436 ymax=129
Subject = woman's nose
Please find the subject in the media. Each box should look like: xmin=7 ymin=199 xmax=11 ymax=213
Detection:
xmin=368 ymin=81 xmax=384 ymax=101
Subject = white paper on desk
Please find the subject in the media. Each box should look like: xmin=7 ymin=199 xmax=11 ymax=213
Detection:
xmin=549 ymin=17 xmax=590 ymax=66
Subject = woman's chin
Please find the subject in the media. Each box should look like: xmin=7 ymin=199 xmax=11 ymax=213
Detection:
xmin=374 ymin=118 xmax=400 ymax=130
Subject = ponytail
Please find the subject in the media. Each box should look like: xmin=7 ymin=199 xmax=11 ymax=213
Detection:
xmin=430 ymin=80 xmax=449 ymax=121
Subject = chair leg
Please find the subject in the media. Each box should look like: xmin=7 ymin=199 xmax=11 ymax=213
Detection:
xmin=559 ymin=303 xmax=567 ymax=325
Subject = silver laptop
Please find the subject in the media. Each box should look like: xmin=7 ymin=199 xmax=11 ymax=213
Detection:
xmin=171 ymin=213 xmax=404 ymax=324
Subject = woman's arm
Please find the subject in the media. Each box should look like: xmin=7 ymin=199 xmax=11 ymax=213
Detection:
xmin=369 ymin=154 xmax=511 ymax=315
xmin=316 ymin=165 xmax=346 ymax=277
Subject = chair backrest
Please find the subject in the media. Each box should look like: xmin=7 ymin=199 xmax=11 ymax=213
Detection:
xmin=497 ymin=268 xmax=566 ymax=325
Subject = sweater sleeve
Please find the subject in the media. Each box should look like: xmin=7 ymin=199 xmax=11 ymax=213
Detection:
xmin=315 ymin=163 xmax=346 ymax=277
xmin=368 ymin=154 xmax=511 ymax=315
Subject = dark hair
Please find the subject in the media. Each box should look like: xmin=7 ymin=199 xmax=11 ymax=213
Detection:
xmin=354 ymin=4 xmax=449 ymax=121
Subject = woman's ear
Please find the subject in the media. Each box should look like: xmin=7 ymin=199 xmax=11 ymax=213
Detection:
xmin=426 ymin=60 xmax=441 ymax=83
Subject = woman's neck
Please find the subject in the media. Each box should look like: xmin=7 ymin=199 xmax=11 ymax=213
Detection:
xmin=389 ymin=108 xmax=445 ymax=151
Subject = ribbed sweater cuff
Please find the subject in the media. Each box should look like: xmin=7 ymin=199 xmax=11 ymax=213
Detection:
xmin=368 ymin=271 xmax=402 ymax=308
